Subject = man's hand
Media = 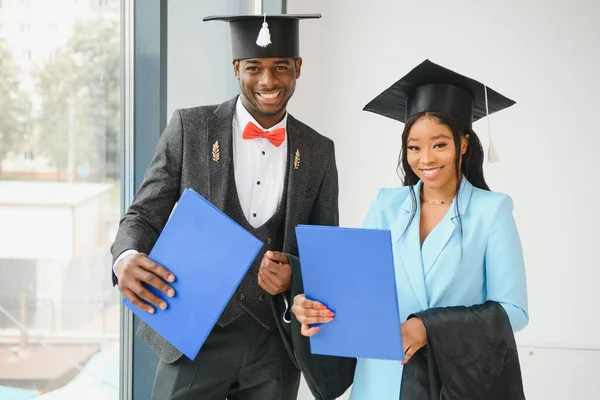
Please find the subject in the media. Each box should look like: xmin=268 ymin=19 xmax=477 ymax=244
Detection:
xmin=258 ymin=251 xmax=292 ymax=295
xmin=115 ymin=253 xmax=176 ymax=313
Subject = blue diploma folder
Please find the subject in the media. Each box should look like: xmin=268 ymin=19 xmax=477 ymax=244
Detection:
xmin=123 ymin=188 xmax=263 ymax=360
xmin=295 ymin=225 xmax=403 ymax=361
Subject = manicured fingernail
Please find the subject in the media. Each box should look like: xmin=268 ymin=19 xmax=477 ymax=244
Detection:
xmin=148 ymin=308 xmax=155 ymax=314
xmin=167 ymin=289 xmax=175 ymax=297
xmin=324 ymin=311 xmax=335 ymax=317
xmin=160 ymin=302 xmax=167 ymax=310
xmin=167 ymin=275 xmax=175 ymax=282
xmin=324 ymin=317 xmax=333 ymax=322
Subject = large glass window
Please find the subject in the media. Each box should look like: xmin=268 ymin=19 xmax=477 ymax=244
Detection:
xmin=0 ymin=0 xmax=121 ymax=398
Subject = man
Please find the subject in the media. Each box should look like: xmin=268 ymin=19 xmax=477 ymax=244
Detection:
xmin=110 ymin=13 xmax=339 ymax=400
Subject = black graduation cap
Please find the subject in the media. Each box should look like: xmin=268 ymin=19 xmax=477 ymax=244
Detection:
xmin=363 ymin=59 xmax=516 ymax=131
xmin=203 ymin=14 xmax=321 ymax=60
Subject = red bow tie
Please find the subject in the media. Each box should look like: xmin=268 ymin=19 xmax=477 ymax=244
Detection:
xmin=242 ymin=122 xmax=286 ymax=147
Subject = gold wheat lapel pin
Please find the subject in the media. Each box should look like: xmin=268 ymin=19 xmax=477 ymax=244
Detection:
xmin=294 ymin=149 xmax=301 ymax=170
xmin=212 ymin=140 xmax=220 ymax=163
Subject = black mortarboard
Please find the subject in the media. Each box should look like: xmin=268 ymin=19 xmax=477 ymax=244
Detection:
xmin=363 ymin=59 xmax=515 ymax=131
xmin=363 ymin=59 xmax=516 ymax=162
xmin=203 ymin=14 xmax=321 ymax=60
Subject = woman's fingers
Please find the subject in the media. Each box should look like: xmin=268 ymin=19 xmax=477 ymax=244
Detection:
xmin=292 ymin=294 xmax=335 ymax=334
xmin=401 ymin=345 xmax=415 ymax=365
xmin=294 ymin=294 xmax=328 ymax=310
xmin=292 ymin=306 xmax=334 ymax=323
xmin=300 ymin=323 xmax=321 ymax=337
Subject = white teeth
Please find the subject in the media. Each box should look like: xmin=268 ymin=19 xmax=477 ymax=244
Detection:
xmin=259 ymin=92 xmax=280 ymax=99
xmin=421 ymin=168 xmax=440 ymax=176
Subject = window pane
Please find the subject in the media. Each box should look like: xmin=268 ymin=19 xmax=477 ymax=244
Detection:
xmin=0 ymin=0 xmax=121 ymax=398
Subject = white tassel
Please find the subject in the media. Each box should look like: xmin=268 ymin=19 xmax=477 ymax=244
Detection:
xmin=484 ymin=84 xmax=499 ymax=163
xmin=488 ymin=141 xmax=500 ymax=163
xmin=256 ymin=14 xmax=271 ymax=47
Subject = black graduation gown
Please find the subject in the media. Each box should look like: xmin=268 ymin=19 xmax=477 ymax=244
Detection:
xmin=401 ymin=301 xmax=526 ymax=400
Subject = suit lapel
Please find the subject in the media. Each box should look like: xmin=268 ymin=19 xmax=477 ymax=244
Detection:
xmin=394 ymin=182 xmax=428 ymax=310
xmin=422 ymin=178 xmax=473 ymax=277
xmin=283 ymin=115 xmax=311 ymax=244
xmin=207 ymin=97 xmax=237 ymax=212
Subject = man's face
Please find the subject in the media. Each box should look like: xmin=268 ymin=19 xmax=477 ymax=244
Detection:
xmin=233 ymin=57 xmax=302 ymax=118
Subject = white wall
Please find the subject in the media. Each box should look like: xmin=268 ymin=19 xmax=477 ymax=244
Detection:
xmin=287 ymin=0 xmax=600 ymax=398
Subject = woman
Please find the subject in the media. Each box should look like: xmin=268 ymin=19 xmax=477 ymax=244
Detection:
xmin=291 ymin=60 xmax=529 ymax=399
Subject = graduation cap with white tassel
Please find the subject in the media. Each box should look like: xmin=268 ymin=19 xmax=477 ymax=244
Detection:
xmin=362 ymin=59 xmax=516 ymax=164
xmin=203 ymin=13 xmax=321 ymax=60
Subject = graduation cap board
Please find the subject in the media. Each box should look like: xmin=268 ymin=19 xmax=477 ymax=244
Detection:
xmin=203 ymin=14 xmax=321 ymax=60
xmin=363 ymin=59 xmax=516 ymax=162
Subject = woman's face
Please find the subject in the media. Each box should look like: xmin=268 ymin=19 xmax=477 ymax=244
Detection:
xmin=406 ymin=117 xmax=468 ymax=191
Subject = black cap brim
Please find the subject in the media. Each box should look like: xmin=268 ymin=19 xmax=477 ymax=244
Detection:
xmin=202 ymin=14 xmax=321 ymax=23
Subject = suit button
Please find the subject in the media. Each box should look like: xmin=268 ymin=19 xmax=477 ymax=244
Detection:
xmin=239 ymin=294 xmax=245 ymax=301
xmin=258 ymin=294 xmax=264 ymax=302
xmin=266 ymin=238 xmax=271 ymax=245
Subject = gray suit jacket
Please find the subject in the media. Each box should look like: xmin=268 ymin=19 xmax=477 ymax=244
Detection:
xmin=111 ymin=96 xmax=339 ymax=364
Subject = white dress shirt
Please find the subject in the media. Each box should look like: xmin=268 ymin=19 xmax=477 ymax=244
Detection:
xmin=113 ymin=97 xmax=288 ymax=266
xmin=232 ymin=95 xmax=288 ymax=228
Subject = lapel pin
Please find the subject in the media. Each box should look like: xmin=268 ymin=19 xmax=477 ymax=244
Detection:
xmin=294 ymin=149 xmax=301 ymax=170
xmin=212 ymin=140 xmax=220 ymax=163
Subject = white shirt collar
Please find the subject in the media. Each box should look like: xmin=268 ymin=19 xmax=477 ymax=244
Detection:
xmin=234 ymin=95 xmax=288 ymax=136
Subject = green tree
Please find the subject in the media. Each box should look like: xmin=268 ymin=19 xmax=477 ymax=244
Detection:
xmin=36 ymin=16 xmax=120 ymax=181
xmin=0 ymin=39 xmax=30 ymax=176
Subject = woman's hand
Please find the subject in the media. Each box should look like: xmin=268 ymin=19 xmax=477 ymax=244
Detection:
xmin=291 ymin=294 xmax=335 ymax=337
xmin=401 ymin=317 xmax=427 ymax=365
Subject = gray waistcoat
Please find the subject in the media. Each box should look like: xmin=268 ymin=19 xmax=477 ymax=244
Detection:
xmin=216 ymin=158 xmax=289 ymax=331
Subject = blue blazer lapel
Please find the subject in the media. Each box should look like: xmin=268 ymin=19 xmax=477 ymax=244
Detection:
xmin=422 ymin=178 xmax=473 ymax=277
xmin=394 ymin=182 xmax=428 ymax=310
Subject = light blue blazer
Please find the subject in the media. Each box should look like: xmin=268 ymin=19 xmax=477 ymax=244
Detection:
xmin=349 ymin=178 xmax=529 ymax=400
